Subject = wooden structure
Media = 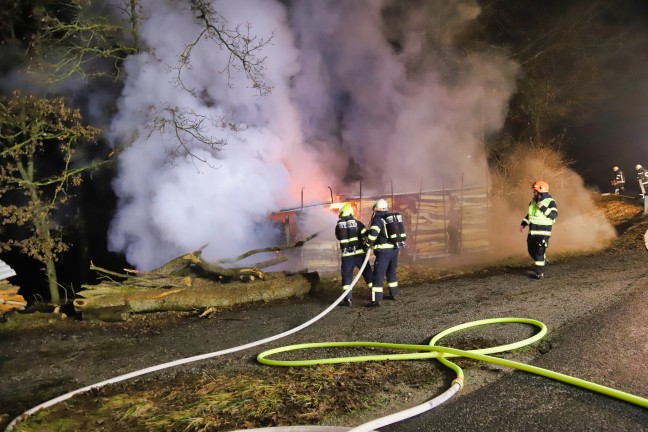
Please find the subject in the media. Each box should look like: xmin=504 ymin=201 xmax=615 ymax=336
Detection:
xmin=272 ymin=185 xmax=491 ymax=273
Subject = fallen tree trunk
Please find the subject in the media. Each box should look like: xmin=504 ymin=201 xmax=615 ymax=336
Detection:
xmin=74 ymin=236 xmax=321 ymax=320
xmin=74 ymin=272 xmax=316 ymax=318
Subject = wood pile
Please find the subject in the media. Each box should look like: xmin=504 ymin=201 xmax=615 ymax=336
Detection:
xmin=355 ymin=188 xmax=491 ymax=260
xmin=0 ymin=281 xmax=27 ymax=315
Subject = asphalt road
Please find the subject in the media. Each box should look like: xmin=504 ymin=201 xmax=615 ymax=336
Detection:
xmin=2 ymin=249 xmax=648 ymax=431
xmin=383 ymin=263 xmax=648 ymax=432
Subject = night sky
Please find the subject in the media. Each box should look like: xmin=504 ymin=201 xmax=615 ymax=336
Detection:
xmin=560 ymin=0 xmax=648 ymax=193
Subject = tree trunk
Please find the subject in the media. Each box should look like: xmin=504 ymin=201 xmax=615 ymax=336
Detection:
xmin=45 ymin=259 xmax=60 ymax=305
xmin=73 ymin=272 xmax=318 ymax=319
xmin=73 ymin=238 xmax=321 ymax=320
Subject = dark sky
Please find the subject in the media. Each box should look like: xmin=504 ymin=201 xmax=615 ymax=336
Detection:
xmin=561 ymin=0 xmax=648 ymax=193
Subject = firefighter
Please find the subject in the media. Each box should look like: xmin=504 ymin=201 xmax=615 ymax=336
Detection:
xmin=519 ymin=181 xmax=558 ymax=279
xmin=366 ymin=198 xmax=400 ymax=307
xmin=335 ymin=203 xmax=373 ymax=307
xmin=611 ymin=166 xmax=625 ymax=195
xmin=636 ymin=164 xmax=648 ymax=199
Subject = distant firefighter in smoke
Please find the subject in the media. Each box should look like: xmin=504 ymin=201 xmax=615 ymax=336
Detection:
xmin=611 ymin=166 xmax=625 ymax=195
xmin=335 ymin=203 xmax=373 ymax=307
xmin=520 ymin=181 xmax=558 ymax=280
xmin=635 ymin=164 xmax=648 ymax=199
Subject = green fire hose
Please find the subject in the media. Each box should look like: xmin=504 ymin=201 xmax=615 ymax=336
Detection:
xmin=257 ymin=317 xmax=648 ymax=430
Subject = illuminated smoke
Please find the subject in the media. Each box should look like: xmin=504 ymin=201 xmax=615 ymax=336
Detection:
xmin=289 ymin=0 xmax=519 ymax=192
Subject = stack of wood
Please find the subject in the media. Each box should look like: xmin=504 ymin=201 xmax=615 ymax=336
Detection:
xmin=0 ymin=281 xmax=27 ymax=315
xmin=410 ymin=192 xmax=451 ymax=258
xmin=357 ymin=188 xmax=491 ymax=260
xmin=459 ymin=190 xmax=491 ymax=252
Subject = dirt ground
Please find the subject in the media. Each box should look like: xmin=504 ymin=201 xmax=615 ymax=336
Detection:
xmin=1 ymin=195 xmax=648 ymax=431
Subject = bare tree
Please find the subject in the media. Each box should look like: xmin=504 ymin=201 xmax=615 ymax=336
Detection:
xmin=147 ymin=104 xmax=246 ymax=165
xmin=180 ymin=0 xmax=275 ymax=97
xmin=144 ymin=0 xmax=275 ymax=162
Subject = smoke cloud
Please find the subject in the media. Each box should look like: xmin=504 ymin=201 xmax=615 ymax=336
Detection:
xmin=489 ymin=147 xmax=617 ymax=260
xmin=106 ymin=0 xmax=610 ymax=271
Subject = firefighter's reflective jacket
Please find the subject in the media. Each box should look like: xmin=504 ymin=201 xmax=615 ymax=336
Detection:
xmin=521 ymin=194 xmax=558 ymax=236
xmin=335 ymin=216 xmax=368 ymax=257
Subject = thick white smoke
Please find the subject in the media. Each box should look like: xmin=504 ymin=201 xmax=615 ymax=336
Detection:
xmin=108 ymin=0 xmax=519 ymax=270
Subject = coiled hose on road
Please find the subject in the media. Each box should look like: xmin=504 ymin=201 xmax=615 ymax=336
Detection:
xmin=257 ymin=317 xmax=648 ymax=431
xmin=6 ymin=250 xmax=648 ymax=431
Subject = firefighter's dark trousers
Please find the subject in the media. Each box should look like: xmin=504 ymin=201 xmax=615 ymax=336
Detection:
xmin=371 ymin=248 xmax=399 ymax=303
xmin=527 ymin=235 xmax=549 ymax=276
xmin=341 ymin=253 xmax=373 ymax=300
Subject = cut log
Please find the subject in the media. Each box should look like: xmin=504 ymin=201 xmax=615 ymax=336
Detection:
xmin=74 ymin=271 xmax=318 ymax=317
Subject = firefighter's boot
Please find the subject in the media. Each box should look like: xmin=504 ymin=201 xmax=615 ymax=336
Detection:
xmin=367 ymin=291 xmax=383 ymax=307
xmin=387 ymin=286 xmax=400 ymax=300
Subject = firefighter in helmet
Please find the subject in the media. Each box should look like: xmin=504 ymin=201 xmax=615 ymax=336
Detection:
xmin=636 ymin=164 xmax=648 ymax=199
xmin=520 ymin=181 xmax=558 ymax=279
xmin=335 ymin=203 xmax=373 ymax=307
xmin=611 ymin=166 xmax=625 ymax=195
xmin=365 ymin=198 xmax=400 ymax=307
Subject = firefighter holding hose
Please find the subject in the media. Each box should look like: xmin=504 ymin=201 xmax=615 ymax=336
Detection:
xmin=335 ymin=203 xmax=373 ymax=307
xmin=366 ymin=198 xmax=406 ymax=307
xmin=520 ymin=181 xmax=558 ymax=279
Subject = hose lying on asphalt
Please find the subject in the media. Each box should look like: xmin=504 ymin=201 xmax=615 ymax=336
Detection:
xmin=257 ymin=317 xmax=648 ymax=432
xmin=4 ymin=252 xmax=372 ymax=432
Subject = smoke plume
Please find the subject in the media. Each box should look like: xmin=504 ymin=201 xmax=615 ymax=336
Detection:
xmin=107 ymin=0 xmax=611 ymax=270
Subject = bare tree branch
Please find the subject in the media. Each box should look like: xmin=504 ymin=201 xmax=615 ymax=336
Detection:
xmin=175 ymin=0 xmax=275 ymax=97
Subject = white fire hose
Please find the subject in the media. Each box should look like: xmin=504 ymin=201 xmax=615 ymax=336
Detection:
xmin=4 ymin=253 xmax=372 ymax=432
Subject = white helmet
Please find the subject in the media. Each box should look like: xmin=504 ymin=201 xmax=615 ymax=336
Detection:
xmin=613 ymin=166 xmax=619 ymax=172
xmin=373 ymin=198 xmax=389 ymax=211
xmin=636 ymin=164 xmax=643 ymax=170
